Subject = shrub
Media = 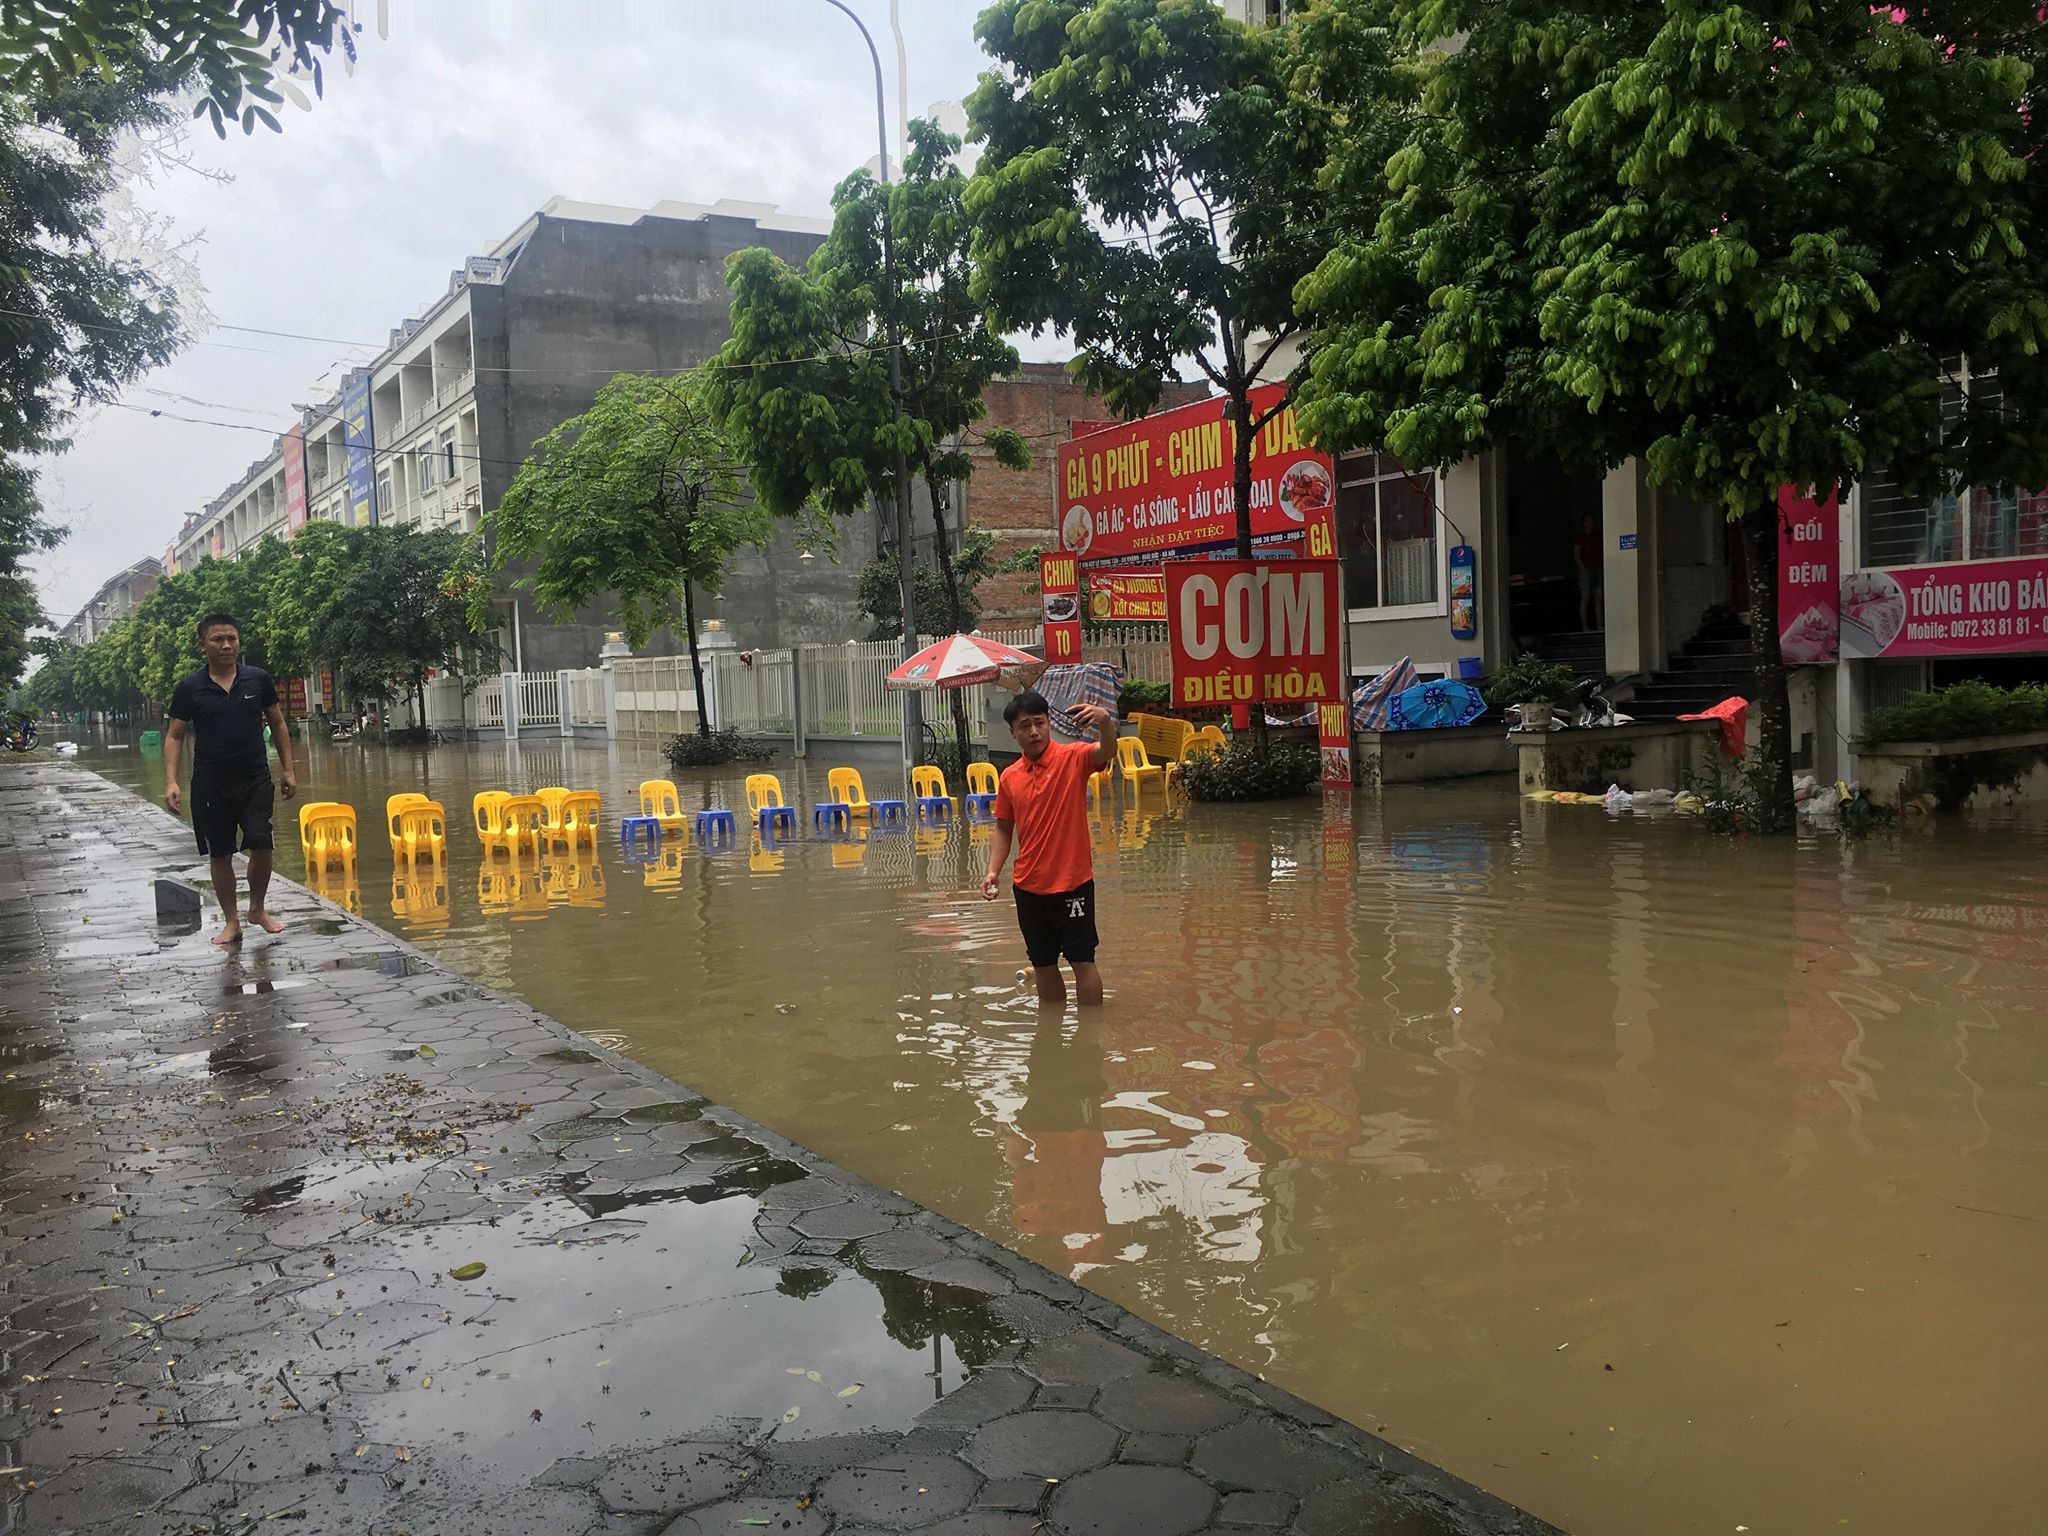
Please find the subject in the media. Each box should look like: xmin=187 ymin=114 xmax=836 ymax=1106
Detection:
xmin=1480 ymin=654 xmax=1581 ymax=710
xmin=1180 ymin=738 xmax=1322 ymax=802
xmin=1855 ymin=680 xmax=2048 ymax=748
xmin=665 ymin=727 xmax=775 ymax=768
xmin=1118 ymin=679 xmax=1171 ymax=715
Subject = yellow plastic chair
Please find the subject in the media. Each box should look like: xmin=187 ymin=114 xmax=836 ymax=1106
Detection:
xmin=965 ymin=762 xmax=998 ymax=798
xmin=1087 ymin=766 xmax=1115 ymax=808
xmin=1116 ymin=735 xmax=1165 ymax=793
xmin=498 ymin=793 xmax=548 ymax=857
xmin=554 ymin=790 xmax=601 ymax=849
xmin=911 ymin=765 xmax=950 ymax=802
xmin=298 ymin=802 xmax=358 ymax=872
xmin=473 ymin=790 xmax=513 ymax=850
xmin=306 ymin=861 xmax=359 ymax=914
xmin=745 ymin=773 xmax=785 ymax=815
xmin=391 ymin=800 xmax=447 ymax=862
xmin=638 ymin=778 xmax=689 ymax=832
xmin=385 ymin=792 xmax=430 ymax=846
xmin=827 ymin=767 xmax=872 ymax=820
xmin=391 ymin=869 xmax=450 ymax=928
xmin=1196 ymin=725 xmax=1229 ymax=754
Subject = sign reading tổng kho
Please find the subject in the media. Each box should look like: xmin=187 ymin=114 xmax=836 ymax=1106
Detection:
xmin=1168 ymin=559 xmax=1350 ymax=786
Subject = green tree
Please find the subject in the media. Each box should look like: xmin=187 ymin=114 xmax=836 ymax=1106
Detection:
xmin=485 ymin=373 xmax=794 ymax=742
xmin=1 ymin=1 xmax=351 ymax=136
xmin=713 ymin=118 xmax=1029 ymax=769
xmin=966 ymin=0 xmax=1333 ymax=557
xmin=312 ymin=525 xmax=476 ymax=733
xmin=0 ymin=464 xmax=63 ymax=690
xmin=1293 ymin=0 xmax=2048 ymax=829
xmin=19 ymin=636 xmax=80 ymax=715
xmin=857 ymin=528 xmax=1000 ymax=642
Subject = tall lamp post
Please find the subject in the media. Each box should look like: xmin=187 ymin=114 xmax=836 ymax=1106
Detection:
xmin=822 ymin=0 xmax=921 ymax=771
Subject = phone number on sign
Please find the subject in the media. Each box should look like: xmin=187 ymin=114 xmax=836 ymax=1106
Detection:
xmin=1904 ymin=616 xmax=2047 ymax=642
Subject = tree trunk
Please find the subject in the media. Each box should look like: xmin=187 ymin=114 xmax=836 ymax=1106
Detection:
xmin=681 ymin=579 xmax=710 ymax=739
xmin=927 ymin=476 xmax=973 ymax=779
xmin=411 ymin=671 xmax=428 ymax=736
xmin=1227 ymin=389 xmax=1268 ymax=753
xmin=1738 ymin=502 xmax=1794 ymax=832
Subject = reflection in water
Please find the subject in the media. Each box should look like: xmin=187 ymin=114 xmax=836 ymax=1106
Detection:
xmin=391 ymin=865 xmax=450 ymax=928
xmin=77 ymin=733 xmax=2048 ymax=1536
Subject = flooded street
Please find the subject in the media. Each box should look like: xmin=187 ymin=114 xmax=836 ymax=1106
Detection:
xmin=77 ymin=732 xmax=2048 ymax=1536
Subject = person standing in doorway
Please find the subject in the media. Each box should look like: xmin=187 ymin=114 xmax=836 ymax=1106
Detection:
xmin=1574 ymin=511 xmax=1606 ymax=631
xmin=163 ymin=614 xmax=298 ymax=945
xmin=981 ymin=693 xmax=1117 ymax=1006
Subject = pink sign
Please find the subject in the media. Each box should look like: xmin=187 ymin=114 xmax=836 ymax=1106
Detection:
xmin=1778 ymin=485 xmax=1840 ymax=663
xmin=1842 ymin=554 xmax=2048 ymax=658
xmin=283 ymin=424 xmax=309 ymax=536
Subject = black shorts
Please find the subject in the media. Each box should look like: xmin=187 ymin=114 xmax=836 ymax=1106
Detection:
xmin=1014 ymin=880 xmax=1098 ymax=969
xmin=190 ymin=772 xmax=274 ymax=856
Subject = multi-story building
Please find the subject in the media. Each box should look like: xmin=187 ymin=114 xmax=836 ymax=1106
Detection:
xmin=166 ymin=197 xmax=841 ymax=671
xmin=58 ymin=557 xmax=163 ymax=645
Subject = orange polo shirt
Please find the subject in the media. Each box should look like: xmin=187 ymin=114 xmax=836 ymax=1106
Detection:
xmin=995 ymin=740 xmax=1096 ymax=895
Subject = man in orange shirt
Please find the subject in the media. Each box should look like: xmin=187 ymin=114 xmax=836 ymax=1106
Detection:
xmin=982 ymin=691 xmax=1118 ymax=1006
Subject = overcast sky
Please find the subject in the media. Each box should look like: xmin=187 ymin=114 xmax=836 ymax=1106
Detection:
xmin=30 ymin=0 xmax=1014 ymax=624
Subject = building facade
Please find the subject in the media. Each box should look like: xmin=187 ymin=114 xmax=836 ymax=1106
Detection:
xmin=58 ymin=557 xmax=163 ymax=645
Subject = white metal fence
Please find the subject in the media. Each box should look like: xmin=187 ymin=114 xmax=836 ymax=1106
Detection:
xmin=611 ymin=654 xmax=700 ymax=739
xmin=518 ymin=672 xmax=560 ymax=728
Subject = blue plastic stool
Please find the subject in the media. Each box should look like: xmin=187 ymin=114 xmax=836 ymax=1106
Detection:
xmin=916 ymin=796 xmax=952 ymax=824
xmin=965 ymin=793 xmax=996 ymax=818
xmin=619 ymin=815 xmax=662 ymax=852
xmin=813 ymin=801 xmax=851 ymax=833
xmin=757 ymin=804 xmax=796 ymax=836
xmin=871 ymin=798 xmax=908 ymax=827
xmin=694 ymin=809 xmax=737 ymax=841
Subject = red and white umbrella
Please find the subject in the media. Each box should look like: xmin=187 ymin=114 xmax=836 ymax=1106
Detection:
xmin=885 ymin=632 xmax=1047 ymax=693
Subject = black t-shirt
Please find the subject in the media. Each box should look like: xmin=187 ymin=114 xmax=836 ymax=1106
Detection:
xmin=168 ymin=663 xmax=278 ymax=779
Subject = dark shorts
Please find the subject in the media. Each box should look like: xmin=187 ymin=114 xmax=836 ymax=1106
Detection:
xmin=191 ymin=772 xmax=274 ymax=856
xmin=1014 ymin=880 xmax=1098 ymax=969
xmin=1579 ymin=566 xmax=1604 ymax=594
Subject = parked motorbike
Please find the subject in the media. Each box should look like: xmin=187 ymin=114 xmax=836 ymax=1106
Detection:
xmin=1564 ymin=676 xmax=1634 ymax=729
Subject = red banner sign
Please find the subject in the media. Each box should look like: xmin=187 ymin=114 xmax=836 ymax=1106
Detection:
xmin=319 ymin=668 xmax=335 ymax=710
xmin=1055 ymin=384 xmax=1337 ymax=567
xmin=1778 ymin=486 xmax=1840 ymax=663
xmin=283 ymin=424 xmax=309 ymax=536
xmin=1841 ymin=554 xmax=2048 ymax=658
xmin=1088 ymin=570 xmax=1166 ymax=622
xmin=284 ymin=678 xmax=307 ymax=715
xmin=1040 ymin=552 xmax=1081 ymax=664
xmin=1165 ymin=559 xmax=1350 ymax=786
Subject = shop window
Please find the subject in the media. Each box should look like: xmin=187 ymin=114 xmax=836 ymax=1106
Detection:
xmin=1862 ymin=359 xmax=2048 ymax=566
xmin=1336 ymin=453 xmax=1440 ymax=614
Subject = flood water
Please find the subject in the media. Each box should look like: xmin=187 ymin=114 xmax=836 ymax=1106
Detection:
xmin=77 ymin=730 xmax=2048 ymax=1536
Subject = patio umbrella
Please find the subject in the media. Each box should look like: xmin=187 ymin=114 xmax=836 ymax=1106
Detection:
xmin=885 ymin=632 xmax=1048 ymax=693
xmin=1386 ymin=680 xmax=1488 ymax=731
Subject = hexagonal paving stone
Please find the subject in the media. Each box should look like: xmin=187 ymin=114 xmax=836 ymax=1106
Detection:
xmin=661 ymin=1494 xmax=830 ymax=1534
xmin=1094 ymin=1371 xmax=1242 ymax=1437
xmin=966 ymin=1410 xmax=1119 ymax=1479
xmin=595 ymin=1441 xmax=753 ymax=1513
xmin=1021 ymin=1331 xmax=1147 ymax=1387
xmin=1295 ymin=1481 xmax=1466 ymax=1536
xmin=791 ymin=1201 xmax=898 ymax=1243
xmin=1189 ymin=1420 xmax=1350 ymax=1495
xmin=916 ymin=1367 xmax=1037 ymax=1431
xmin=1044 ymin=1464 xmax=1214 ymax=1536
xmin=814 ymin=1452 xmax=978 ymax=1527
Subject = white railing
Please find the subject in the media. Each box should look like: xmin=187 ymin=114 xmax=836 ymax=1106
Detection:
xmin=708 ymin=648 xmax=796 ymax=735
xmin=799 ymin=639 xmax=903 ymax=738
xmin=518 ymin=671 xmax=560 ymax=727
xmin=473 ymin=676 xmax=505 ymax=729
xmin=565 ymin=668 xmax=607 ymax=728
xmin=611 ymin=654 xmax=700 ymax=738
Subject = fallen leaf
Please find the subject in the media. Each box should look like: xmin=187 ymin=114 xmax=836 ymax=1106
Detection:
xmin=782 ymin=1406 xmax=800 ymax=1423
xmin=805 ymin=1370 xmax=821 ymax=1383
xmin=354 ymin=1445 xmax=369 ymax=1458
xmin=836 ymin=1384 xmax=862 ymax=1399
xmin=447 ymin=1262 xmax=486 ymax=1281
xmin=784 ymin=1367 xmax=808 ymax=1377
xmin=417 ymin=1045 xmax=436 ymax=1058
xmin=394 ymin=1446 xmax=412 ymax=1462
xmin=420 ymin=1376 xmax=432 ymax=1389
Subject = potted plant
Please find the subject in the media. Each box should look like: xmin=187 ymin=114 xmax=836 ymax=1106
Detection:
xmin=1481 ymin=655 xmax=1580 ymax=731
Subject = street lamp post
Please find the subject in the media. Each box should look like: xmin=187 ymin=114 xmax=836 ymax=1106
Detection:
xmin=822 ymin=0 xmax=921 ymax=772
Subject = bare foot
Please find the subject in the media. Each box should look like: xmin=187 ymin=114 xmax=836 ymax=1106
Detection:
xmin=213 ymin=923 xmax=244 ymax=947
xmin=248 ymin=909 xmax=287 ymax=935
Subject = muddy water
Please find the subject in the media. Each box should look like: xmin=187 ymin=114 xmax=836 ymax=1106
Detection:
xmin=79 ymin=730 xmax=2048 ymax=1536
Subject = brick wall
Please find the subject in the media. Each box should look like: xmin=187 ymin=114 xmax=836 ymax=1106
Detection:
xmin=964 ymin=363 xmax=1209 ymax=623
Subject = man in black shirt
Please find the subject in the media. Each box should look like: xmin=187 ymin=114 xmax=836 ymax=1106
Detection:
xmin=165 ymin=613 xmax=298 ymax=945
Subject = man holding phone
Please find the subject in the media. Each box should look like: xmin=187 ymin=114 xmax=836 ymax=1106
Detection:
xmin=981 ymin=691 xmax=1117 ymax=1007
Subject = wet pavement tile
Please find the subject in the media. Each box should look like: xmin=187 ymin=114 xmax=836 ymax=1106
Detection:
xmin=0 ymin=764 xmax=1553 ymax=1535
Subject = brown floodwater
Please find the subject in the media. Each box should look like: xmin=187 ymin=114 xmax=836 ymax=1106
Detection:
xmin=78 ymin=729 xmax=2048 ymax=1536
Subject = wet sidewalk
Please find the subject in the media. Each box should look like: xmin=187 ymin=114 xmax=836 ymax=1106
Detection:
xmin=0 ymin=763 xmax=1552 ymax=1536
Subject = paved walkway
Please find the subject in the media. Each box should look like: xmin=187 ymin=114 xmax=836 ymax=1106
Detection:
xmin=0 ymin=763 xmax=1555 ymax=1536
